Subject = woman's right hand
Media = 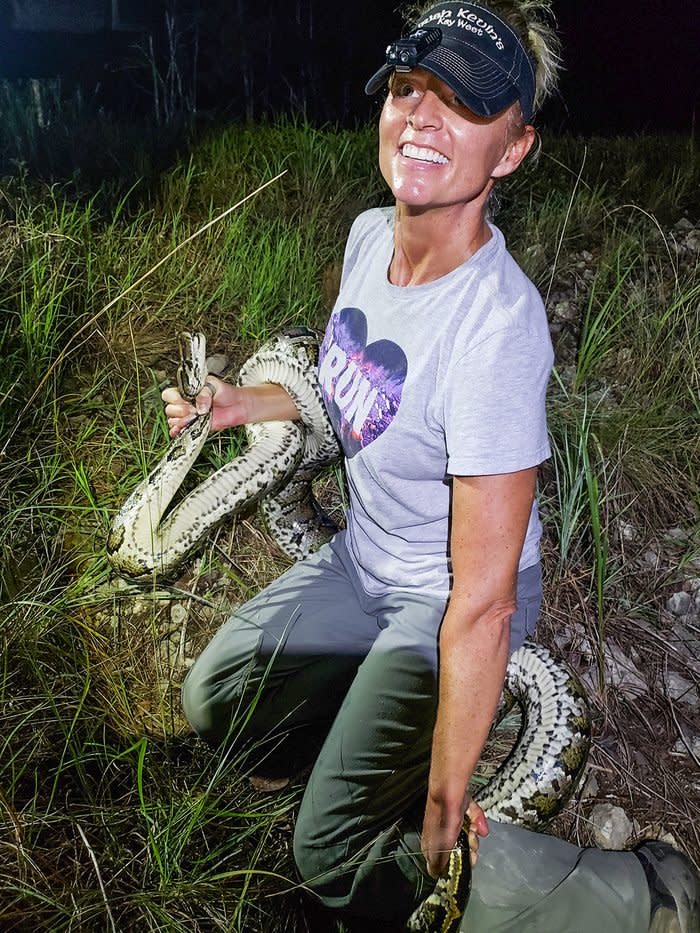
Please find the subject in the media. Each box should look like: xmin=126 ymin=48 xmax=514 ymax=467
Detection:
xmin=162 ymin=375 xmax=250 ymax=438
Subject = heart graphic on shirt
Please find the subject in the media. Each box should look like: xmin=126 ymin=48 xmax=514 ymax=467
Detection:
xmin=319 ymin=306 xmax=407 ymax=458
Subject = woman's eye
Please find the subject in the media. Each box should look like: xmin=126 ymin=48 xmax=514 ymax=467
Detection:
xmin=391 ymin=80 xmax=416 ymax=98
xmin=445 ymin=93 xmax=467 ymax=112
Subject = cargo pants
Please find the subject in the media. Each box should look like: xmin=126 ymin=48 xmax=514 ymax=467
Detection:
xmin=181 ymin=532 xmax=650 ymax=931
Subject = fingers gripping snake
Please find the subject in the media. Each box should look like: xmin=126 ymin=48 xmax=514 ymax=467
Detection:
xmin=107 ymin=329 xmax=591 ymax=933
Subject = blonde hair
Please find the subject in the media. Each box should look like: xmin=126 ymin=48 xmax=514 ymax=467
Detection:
xmin=404 ymin=0 xmax=562 ymax=117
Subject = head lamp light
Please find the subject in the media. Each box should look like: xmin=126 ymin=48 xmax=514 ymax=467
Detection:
xmin=385 ymin=27 xmax=442 ymax=72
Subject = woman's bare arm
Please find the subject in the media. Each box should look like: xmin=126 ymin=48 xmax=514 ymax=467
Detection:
xmin=421 ymin=466 xmax=537 ymax=878
xmin=162 ymin=375 xmax=300 ymax=437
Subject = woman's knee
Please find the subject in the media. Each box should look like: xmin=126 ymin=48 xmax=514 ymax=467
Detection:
xmin=293 ymin=817 xmax=344 ymax=893
xmin=180 ymin=653 xmax=252 ymax=744
xmin=180 ymin=658 xmax=221 ymax=742
xmin=180 ymin=618 xmax=263 ymax=743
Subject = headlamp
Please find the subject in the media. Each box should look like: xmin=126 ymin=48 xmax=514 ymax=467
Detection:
xmin=385 ymin=27 xmax=442 ymax=72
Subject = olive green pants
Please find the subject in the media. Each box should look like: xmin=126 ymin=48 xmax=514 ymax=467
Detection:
xmin=181 ymin=533 xmax=650 ymax=931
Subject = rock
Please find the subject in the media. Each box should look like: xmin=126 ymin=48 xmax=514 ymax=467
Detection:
xmin=665 ymin=527 xmax=688 ymax=543
xmin=590 ymin=803 xmax=638 ymax=849
xmin=688 ymin=578 xmax=700 ymax=608
xmin=158 ymin=633 xmax=182 ymax=665
xmin=674 ymin=217 xmax=693 ymax=232
xmin=580 ymin=771 xmax=599 ymax=801
xmin=524 ymin=243 xmax=545 ymax=262
xmin=206 ymin=353 xmax=230 ymax=376
xmin=551 ymin=299 xmax=578 ymax=322
xmin=618 ymin=519 xmax=638 ymax=542
xmin=667 ymin=623 xmax=700 ymax=676
xmin=667 ymin=591 xmax=692 ymax=616
xmin=170 ymin=603 xmax=188 ymax=627
xmin=664 ymin=671 xmax=699 ymax=708
xmin=603 ymin=642 xmax=649 ymax=697
xmin=671 ymin=733 xmax=700 ymax=759
xmin=553 ymin=621 xmax=593 ymax=663
xmin=671 ymin=619 xmax=700 ymax=654
xmin=685 ymin=230 xmax=700 ymax=251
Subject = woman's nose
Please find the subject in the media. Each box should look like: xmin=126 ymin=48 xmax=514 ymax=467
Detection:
xmin=407 ymin=90 xmax=443 ymax=130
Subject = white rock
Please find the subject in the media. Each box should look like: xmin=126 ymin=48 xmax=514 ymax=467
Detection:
xmin=590 ymin=803 xmax=637 ymax=849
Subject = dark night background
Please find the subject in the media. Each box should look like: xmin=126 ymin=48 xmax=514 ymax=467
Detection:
xmin=0 ymin=0 xmax=698 ymax=136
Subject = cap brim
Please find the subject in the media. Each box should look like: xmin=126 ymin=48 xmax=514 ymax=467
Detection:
xmin=423 ymin=46 xmax=522 ymax=116
xmin=365 ymin=64 xmax=394 ymax=96
xmin=365 ymin=53 xmax=523 ymax=119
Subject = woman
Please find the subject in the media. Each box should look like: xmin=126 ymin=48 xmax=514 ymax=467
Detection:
xmin=164 ymin=3 xmax=698 ymax=930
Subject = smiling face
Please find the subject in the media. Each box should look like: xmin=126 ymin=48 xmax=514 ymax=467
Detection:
xmin=378 ymin=68 xmax=532 ymax=218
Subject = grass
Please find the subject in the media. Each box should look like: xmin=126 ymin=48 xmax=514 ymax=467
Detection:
xmin=0 ymin=112 xmax=699 ymax=929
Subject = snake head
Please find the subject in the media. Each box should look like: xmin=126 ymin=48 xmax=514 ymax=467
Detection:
xmin=177 ymin=332 xmax=208 ymax=401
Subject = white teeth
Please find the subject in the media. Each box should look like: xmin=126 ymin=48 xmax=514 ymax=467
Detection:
xmin=401 ymin=143 xmax=449 ymax=164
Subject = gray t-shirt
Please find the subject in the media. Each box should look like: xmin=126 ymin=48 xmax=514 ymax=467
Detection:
xmin=319 ymin=207 xmax=553 ymax=600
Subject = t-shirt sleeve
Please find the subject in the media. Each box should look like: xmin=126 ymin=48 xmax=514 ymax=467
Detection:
xmin=445 ymin=327 xmax=553 ymax=476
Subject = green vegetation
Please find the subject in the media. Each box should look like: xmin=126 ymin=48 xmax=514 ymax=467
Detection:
xmin=1 ymin=113 xmax=698 ymax=930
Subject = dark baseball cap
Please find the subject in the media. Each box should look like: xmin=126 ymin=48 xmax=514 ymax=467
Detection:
xmin=365 ymin=1 xmax=537 ymax=121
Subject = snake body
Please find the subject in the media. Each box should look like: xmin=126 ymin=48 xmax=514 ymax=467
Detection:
xmin=106 ymin=328 xmax=340 ymax=579
xmin=107 ymin=330 xmax=591 ymax=933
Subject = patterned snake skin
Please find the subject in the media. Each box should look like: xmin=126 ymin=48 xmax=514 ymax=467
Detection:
xmin=106 ymin=328 xmax=340 ymax=578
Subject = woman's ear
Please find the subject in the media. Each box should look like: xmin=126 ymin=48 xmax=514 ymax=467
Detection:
xmin=491 ymin=124 xmax=536 ymax=180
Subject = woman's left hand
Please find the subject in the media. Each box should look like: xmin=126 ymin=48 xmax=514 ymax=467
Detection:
xmin=422 ymin=792 xmax=489 ymax=879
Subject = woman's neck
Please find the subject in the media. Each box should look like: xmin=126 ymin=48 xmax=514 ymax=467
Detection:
xmin=388 ymin=202 xmax=492 ymax=287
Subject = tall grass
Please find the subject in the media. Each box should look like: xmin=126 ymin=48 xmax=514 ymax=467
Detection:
xmin=1 ymin=115 xmax=698 ymax=929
